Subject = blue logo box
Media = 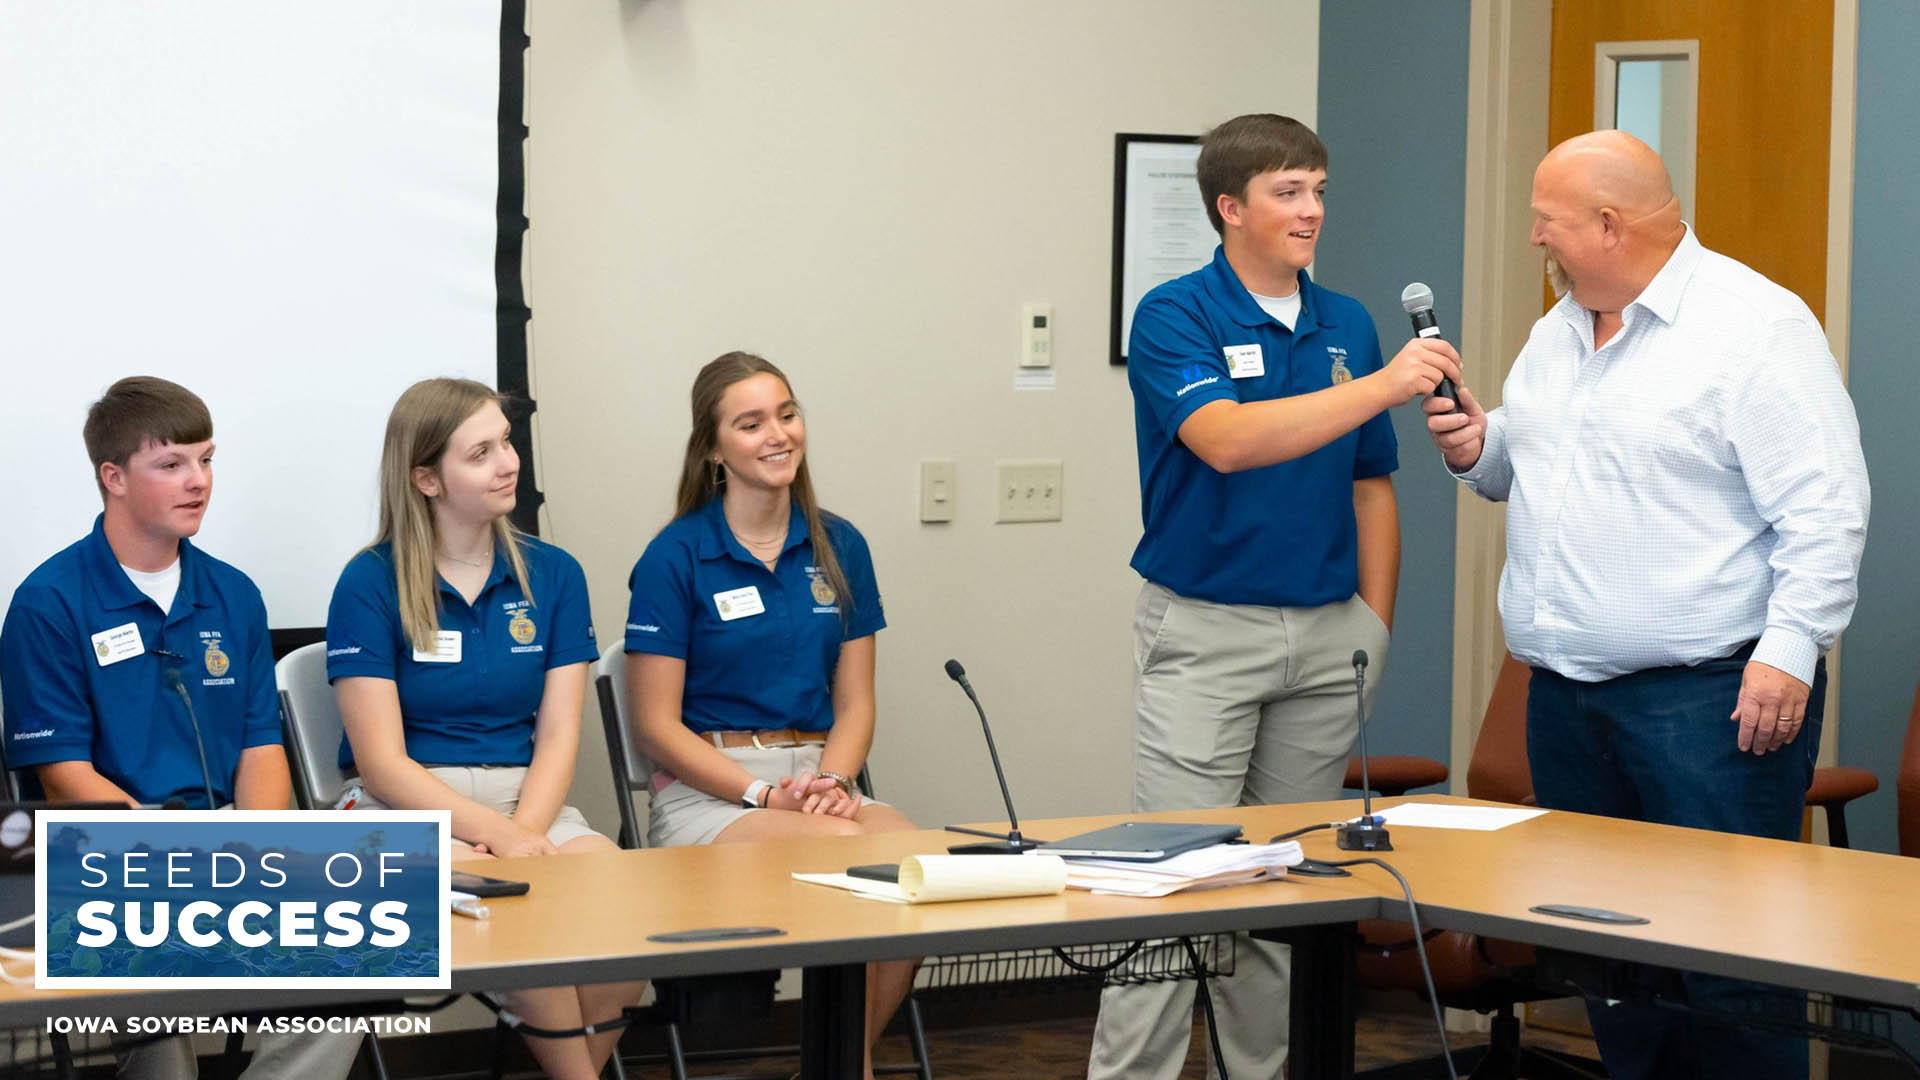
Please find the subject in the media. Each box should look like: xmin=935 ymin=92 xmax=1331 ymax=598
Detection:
xmin=35 ymin=810 xmax=450 ymax=990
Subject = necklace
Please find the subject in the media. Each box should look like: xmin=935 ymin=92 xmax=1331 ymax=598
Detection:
xmin=732 ymin=527 xmax=787 ymax=550
xmin=438 ymin=549 xmax=491 ymax=570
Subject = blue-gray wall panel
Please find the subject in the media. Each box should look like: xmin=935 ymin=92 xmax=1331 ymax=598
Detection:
xmin=1837 ymin=0 xmax=1920 ymax=856
xmin=1316 ymin=1 xmax=1473 ymax=781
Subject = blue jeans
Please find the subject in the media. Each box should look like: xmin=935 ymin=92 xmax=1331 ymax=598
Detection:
xmin=1526 ymin=644 xmax=1825 ymax=1080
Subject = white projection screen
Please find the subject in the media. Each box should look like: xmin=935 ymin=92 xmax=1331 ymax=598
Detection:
xmin=0 ymin=2 xmax=507 ymax=627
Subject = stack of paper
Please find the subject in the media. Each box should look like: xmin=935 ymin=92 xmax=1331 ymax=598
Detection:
xmin=793 ymin=854 xmax=1067 ymax=904
xmin=1055 ymin=841 xmax=1304 ymax=897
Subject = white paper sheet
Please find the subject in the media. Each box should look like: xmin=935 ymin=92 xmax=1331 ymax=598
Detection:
xmin=1369 ymin=803 xmax=1547 ymax=831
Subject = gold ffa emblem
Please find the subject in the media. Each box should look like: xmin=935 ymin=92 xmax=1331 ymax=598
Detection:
xmin=508 ymin=611 xmax=537 ymax=645
xmin=1330 ymin=358 xmax=1353 ymax=384
xmin=204 ymin=645 xmax=230 ymax=678
xmin=809 ymin=573 xmax=836 ymax=606
xmin=95 ymin=640 xmax=111 ymax=661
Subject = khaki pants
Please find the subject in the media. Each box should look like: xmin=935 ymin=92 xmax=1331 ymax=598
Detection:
xmin=118 ymin=1030 xmax=362 ymax=1080
xmin=1089 ymin=583 xmax=1389 ymax=1080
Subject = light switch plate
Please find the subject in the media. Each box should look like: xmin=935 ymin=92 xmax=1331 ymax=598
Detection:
xmin=919 ymin=459 xmax=956 ymax=522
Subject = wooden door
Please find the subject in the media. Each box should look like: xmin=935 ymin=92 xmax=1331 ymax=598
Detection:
xmin=1549 ymin=0 xmax=1833 ymax=321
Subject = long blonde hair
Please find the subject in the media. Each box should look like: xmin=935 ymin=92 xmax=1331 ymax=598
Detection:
xmin=372 ymin=378 xmax=533 ymax=655
xmin=673 ymin=352 xmax=852 ymax=622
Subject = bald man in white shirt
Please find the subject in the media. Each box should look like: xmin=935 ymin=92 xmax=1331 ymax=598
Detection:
xmin=1425 ymin=131 xmax=1869 ymax=1080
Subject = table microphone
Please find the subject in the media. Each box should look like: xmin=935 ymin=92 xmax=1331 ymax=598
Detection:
xmin=942 ymin=659 xmax=1041 ymax=854
xmin=1400 ymin=282 xmax=1459 ymax=411
xmin=155 ymin=649 xmax=219 ymax=811
xmin=1337 ymin=648 xmax=1392 ymax=851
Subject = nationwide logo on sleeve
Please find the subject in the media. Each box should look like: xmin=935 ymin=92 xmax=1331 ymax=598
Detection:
xmin=36 ymin=810 xmax=450 ymax=990
xmin=1175 ymin=363 xmax=1219 ymax=398
xmin=1327 ymin=345 xmax=1352 ymax=384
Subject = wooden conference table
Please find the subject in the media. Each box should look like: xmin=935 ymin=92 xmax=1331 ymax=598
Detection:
xmin=447 ymin=795 xmax=1920 ymax=1077
xmin=5 ymin=796 xmax=1920 ymax=1078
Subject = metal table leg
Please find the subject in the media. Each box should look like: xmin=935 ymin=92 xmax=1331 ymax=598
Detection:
xmin=801 ymin=962 xmax=867 ymax=1079
xmin=1257 ymin=923 xmax=1358 ymax=1080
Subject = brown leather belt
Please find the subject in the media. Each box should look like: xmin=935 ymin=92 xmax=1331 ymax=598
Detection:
xmin=707 ymin=729 xmax=828 ymax=750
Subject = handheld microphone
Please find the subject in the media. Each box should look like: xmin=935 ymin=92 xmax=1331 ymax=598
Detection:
xmin=1400 ymin=282 xmax=1459 ymax=411
xmin=1337 ymin=648 xmax=1393 ymax=852
xmin=942 ymin=659 xmax=1041 ymax=854
xmin=155 ymin=649 xmax=219 ymax=811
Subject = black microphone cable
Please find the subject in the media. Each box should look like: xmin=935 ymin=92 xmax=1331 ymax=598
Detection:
xmin=1316 ymin=856 xmax=1459 ymax=1080
xmin=1181 ymin=936 xmax=1231 ymax=1080
xmin=1048 ymin=938 xmax=1232 ymax=1080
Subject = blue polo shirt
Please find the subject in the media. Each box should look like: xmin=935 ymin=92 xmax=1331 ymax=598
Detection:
xmin=624 ymin=499 xmax=884 ymax=734
xmin=0 ymin=515 xmax=281 ymax=809
xmin=1129 ymin=246 xmax=1398 ymax=607
xmin=325 ymin=537 xmax=599 ymax=770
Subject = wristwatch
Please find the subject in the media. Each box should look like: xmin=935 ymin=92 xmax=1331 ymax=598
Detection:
xmin=741 ymin=780 xmax=773 ymax=809
xmin=818 ymin=770 xmax=855 ymax=797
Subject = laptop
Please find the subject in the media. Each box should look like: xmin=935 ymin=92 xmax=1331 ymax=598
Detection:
xmin=1035 ymin=821 xmax=1243 ymax=861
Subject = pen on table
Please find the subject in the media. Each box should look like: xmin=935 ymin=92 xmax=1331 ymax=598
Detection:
xmin=451 ymin=890 xmax=490 ymax=920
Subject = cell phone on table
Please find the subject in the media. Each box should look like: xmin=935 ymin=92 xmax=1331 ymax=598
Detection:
xmin=451 ymin=871 xmax=531 ymax=897
xmin=846 ymin=863 xmax=900 ymax=883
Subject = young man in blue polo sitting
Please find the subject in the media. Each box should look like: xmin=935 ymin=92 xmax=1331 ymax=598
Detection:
xmin=0 ymin=376 xmax=358 ymax=1079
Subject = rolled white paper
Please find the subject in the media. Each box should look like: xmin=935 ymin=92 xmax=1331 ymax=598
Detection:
xmin=896 ymin=854 xmax=1067 ymax=903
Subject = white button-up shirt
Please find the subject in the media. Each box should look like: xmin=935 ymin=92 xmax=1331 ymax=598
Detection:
xmin=1459 ymin=228 xmax=1869 ymax=683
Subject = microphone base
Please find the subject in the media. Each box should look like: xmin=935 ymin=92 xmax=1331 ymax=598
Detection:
xmin=1335 ymin=822 xmax=1393 ymax=852
xmin=946 ymin=839 xmax=1044 ymax=855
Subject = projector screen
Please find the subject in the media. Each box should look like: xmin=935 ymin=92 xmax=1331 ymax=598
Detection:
xmin=0 ymin=2 xmax=508 ymax=627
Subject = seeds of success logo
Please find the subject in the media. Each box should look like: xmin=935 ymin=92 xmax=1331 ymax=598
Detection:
xmin=36 ymin=810 xmax=450 ymax=990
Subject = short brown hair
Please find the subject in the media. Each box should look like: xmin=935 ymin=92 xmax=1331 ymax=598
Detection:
xmin=1196 ymin=114 xmax=1328 ymax=234
xmin=83 ymin=377 xmax=213 ymax=499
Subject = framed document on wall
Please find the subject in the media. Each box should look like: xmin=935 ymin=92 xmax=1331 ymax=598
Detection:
xmin=1110 ymin=133 xmax=1216 ymax=365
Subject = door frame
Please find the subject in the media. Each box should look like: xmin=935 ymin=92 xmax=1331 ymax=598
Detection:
xmin=1451 ymin=0 xmax=1859 ymax=780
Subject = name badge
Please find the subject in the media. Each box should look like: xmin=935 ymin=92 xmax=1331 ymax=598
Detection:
xmin=713 ymin=586 xmax=765 ymax=622
xmin=1224 ymin=344 xmax=1264 ymax=379
xmin=91 ymin=623 xmax=144 ymax=667
xmin=412 ymin=630 xmax=463 ymax=664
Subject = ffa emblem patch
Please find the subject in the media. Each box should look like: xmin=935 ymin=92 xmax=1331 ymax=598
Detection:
xmin=509 ymin=612 xmax=537 ymax=645
xmin=204 ymin=645 xmax=230 ymax=678
xmin=95 ymin=640 xmax=110 ymax=661
xmin=717 ymin=598 xmax=732 ymax=617
xmin=1330 ymin=358 xmax=1353 ymax=383
xmin=810 ymin=574 xmax=836 ymax=606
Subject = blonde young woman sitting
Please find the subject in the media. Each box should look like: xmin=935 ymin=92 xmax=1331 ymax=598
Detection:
xmin=326 ymin=378 xmax=641 ymax=1080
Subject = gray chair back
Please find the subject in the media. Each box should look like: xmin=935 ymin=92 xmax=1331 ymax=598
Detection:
xmin=594 ymin=641 xmax=654 ymax=848
xmin=276 ymin=642 xmax=348 ymax=810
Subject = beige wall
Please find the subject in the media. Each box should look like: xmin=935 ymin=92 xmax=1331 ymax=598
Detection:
xmin=524 ymin=0 xmax=1319 ymax=836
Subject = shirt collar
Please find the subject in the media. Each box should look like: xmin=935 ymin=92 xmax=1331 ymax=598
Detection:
xmin=694 ymin=497 xmax=811 ymax=566
xmin=1200 ymin=245 xmax=1328 ymax=334
xmin=81 ymin=512 xmax=204 ymax=616
xmin=1626 ymin=225 xmax=1702 ymax=326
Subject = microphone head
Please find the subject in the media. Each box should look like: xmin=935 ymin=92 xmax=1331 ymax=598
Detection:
xmin=1352 ymin=649 xmax=1369 ymax=670
xmin=1400 ymin=282 xmax=1434 ymax=314
xmin=944 ymin=659 xmax=967 ymax=682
